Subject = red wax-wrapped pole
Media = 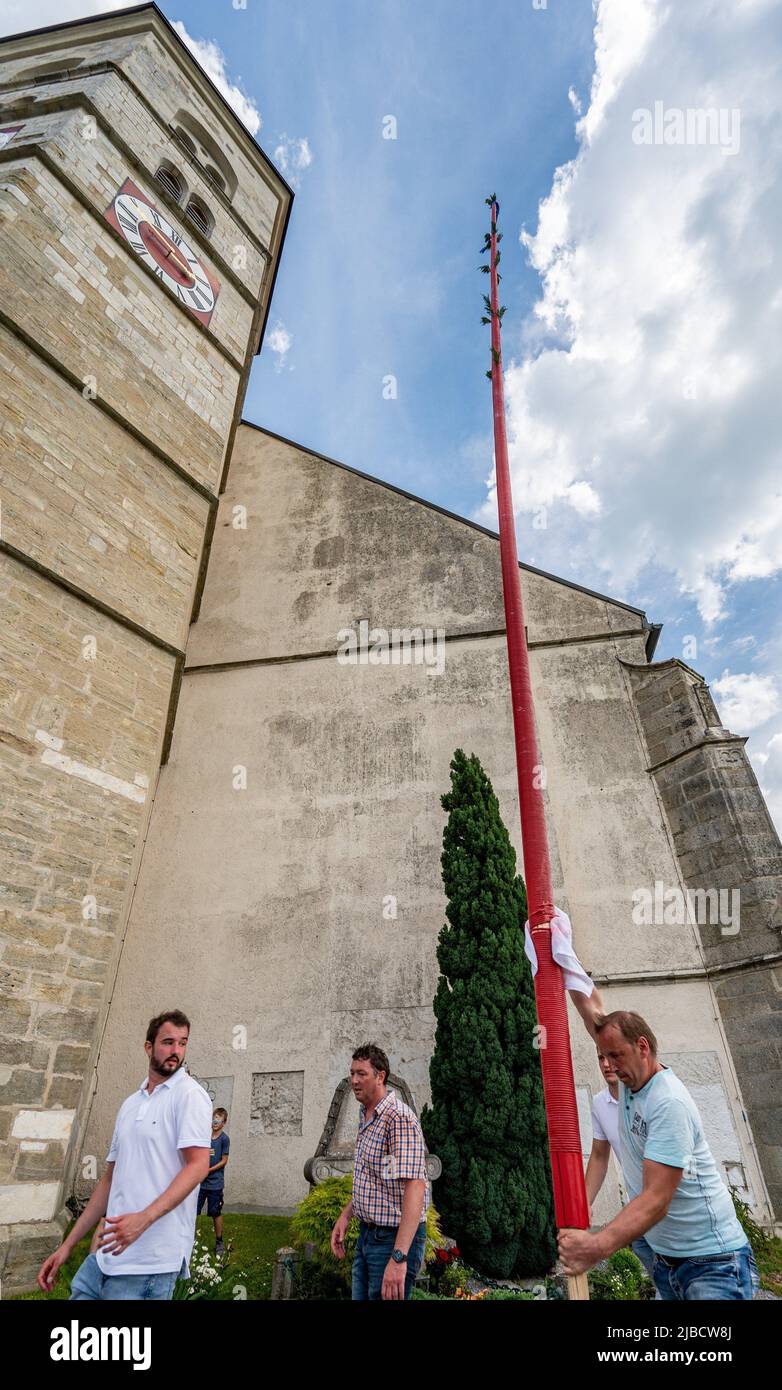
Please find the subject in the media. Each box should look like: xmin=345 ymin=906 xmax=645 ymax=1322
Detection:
xmin=485 ymin=198 xmax=590 ymax=1263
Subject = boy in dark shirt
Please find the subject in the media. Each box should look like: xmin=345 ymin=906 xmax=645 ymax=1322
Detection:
xmin=197 ymin=1107 xmax=230 ymax=1259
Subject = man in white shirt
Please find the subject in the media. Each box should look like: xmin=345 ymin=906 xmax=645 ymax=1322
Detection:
xmin=38 ymin=1010 xmax=212 ymax=1300
xmin=586 ymin=1044 xmax=657 ymax=1284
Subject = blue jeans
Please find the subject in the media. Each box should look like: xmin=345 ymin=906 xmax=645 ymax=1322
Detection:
xmin=351 ymin=1221 xmax=426 ymax=1301
xmin=652 ymin=1242 xmax=759 ymax=1301
xmin=632 ymin=1234 xmax=663 ymax=1300
xmin=70 ymin=1251 xmax=185 ymax=1301
xmin=631 ymin=1235 xmax=657 ymax=1279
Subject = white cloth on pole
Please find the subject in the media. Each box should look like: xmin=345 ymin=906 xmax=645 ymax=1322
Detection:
xmin=523 ymin=906 xmax=594 ymax=996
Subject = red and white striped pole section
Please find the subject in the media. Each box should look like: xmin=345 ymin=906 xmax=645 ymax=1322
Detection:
xmin=486 ymin=198 xmax=590 ymax=1295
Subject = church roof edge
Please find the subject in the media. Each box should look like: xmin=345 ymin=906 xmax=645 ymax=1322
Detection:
xmin=238 ymin=419 xmax=663 ymax=661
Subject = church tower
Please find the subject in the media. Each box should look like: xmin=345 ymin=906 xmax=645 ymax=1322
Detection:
xmin=0 ymin=3 xmax=291 ymax=1288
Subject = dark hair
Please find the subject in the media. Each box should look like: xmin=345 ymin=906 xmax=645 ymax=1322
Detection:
xmin=146 ymin=1010 xmax=191 ymax=1046
xmin=595 ymin=1010 xmax=658 ymax=1056
xmin=213 ymin=1107 xmax=228 ymax=1120
xmin=352 ymin=1043 xmax=390 ymax=1085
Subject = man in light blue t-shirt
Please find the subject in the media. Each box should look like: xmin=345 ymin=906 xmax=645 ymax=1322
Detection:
xmin=561 ymin=1003 xmax=759 ymax=1301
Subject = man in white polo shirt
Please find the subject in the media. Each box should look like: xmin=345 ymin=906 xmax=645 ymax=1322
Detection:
xmin=38 ymin=1010 xmax=212 ymax=1300
xmin=586 ymin=1043 xmax=657 ymax=1285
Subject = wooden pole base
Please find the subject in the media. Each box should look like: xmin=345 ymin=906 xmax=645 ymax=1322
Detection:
xmin=566 ymin=1270 xmax=590 ymax=1300
xmin=560 ymin=1229 xmax=591 ymax=1300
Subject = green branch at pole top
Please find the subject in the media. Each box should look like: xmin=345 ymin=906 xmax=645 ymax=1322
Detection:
xmin=479 ymin=194 xmax=507 ymax=375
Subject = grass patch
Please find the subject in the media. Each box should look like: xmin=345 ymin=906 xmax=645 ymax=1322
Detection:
xmin=12 ymin=1232 xmax=93 ymax=1301
xmin=755 ymin=1234 xmax=782 ymax=1296
xmin=9 ymin=1213 xmax=293 ymax=1301
xmin=731 ymin=1189 xmax=782 ymax=1296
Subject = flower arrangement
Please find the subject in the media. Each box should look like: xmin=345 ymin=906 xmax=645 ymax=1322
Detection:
xmin=173 ymin=1237 xmax=243 ymax=1301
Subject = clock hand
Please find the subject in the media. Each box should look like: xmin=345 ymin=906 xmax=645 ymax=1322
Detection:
xmin=144 ymin=225 xmax=192 ymax=280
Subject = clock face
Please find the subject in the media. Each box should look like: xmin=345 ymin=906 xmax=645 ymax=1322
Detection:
xmin=105 ymin=178 xmax=220 ymax=326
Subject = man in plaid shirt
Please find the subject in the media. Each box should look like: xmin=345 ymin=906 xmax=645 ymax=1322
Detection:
xmin=331 ymin=1043 xmax=429 ymax=1300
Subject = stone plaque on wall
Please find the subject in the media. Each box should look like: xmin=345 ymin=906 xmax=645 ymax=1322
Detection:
xmin=250 ymin=1071 xmax=304 ymax=1136
xmin=191 ymin=1074 xmax=235 ymax=1119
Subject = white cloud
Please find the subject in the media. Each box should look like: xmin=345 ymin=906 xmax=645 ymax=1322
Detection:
xmin=172 ymin=21 xmax=261 ymax=136
xmin=266 ymin=320 xmax=292 ymax=371
xmin=478 ymin=0 xmax=782 ymax=628
xmin=0 ymin=0 xmax=129 ymax=37
xmin=475 ymin=0 xmax=782 ymax=836
xmin=273 ymin=133 xmax=313 ymax=188
xmin=712 ymin=671 xmax=780 ymax=732
xmin=757 ymin=731 xmax=782 ymax=836
xmin=565 ymin=480 xmax=602 ymax=517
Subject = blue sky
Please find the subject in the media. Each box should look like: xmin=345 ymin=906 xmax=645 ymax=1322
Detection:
xmin=184 ymin=0 xmax=597 ymax=516
xmin=171 ymin=0 xmax=782 ymax=831
xmin=2 ymin=0 xmax=780 ymax=830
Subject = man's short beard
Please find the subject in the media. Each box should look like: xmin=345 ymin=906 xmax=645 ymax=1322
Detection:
xmin=151 ymin=1052 xmax=182 ymax=1076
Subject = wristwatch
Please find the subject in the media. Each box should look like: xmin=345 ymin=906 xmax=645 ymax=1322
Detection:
xmin=391 ymin=1248 xmax=408 ymax=1264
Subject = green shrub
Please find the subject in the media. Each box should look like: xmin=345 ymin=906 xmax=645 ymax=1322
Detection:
xmin=730 ymin=1188 xmax=770 ymax=1256
xmin=440 ymin=1259 xmax=471 ymax=1296
xmin=588 ymin=1247 xmax=650 ymax=1301
xmin=290 ymin=1176 xmax=358 ymax=1285
xmin=290 ymin=1174 xmax=444 ymax=1291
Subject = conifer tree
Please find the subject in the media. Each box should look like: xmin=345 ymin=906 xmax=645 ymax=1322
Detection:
xmin=421 ymin=749 xmax=557 ymax=1277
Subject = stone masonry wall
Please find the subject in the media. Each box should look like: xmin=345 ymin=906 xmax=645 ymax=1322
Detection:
xmin=0 ymin=551 xmax=175 ymax=1274
xmin=0 ymin=323 xmax=210 ymax=650
xmin=0 ymin=10 xmax=289 ymax=1289
xmin=0 ymin=21 xmax=281 ymax=247
xmin=0 ymin=156 xmax=237 ymax=491
xmin=624 ymin=658 xmax=782 ymax=1216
